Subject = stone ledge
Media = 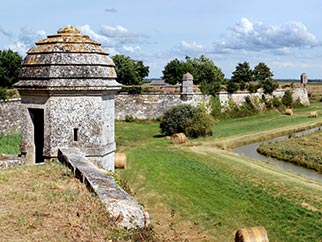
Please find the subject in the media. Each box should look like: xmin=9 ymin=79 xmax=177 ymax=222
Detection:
xmin=57 ymin=148 xmax=150 ymax=229
xmin=0 ymin=156 xmax=24 ymax=170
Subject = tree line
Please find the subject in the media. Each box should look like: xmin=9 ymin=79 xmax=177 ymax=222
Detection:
xmin=0 ymin=49 xmax=277 ymax=98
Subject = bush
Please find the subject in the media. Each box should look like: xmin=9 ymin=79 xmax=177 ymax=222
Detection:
xmin=0 ymin=87 xmax=7 ymax=100
xmin=119 ymin=86 xmax=142 ymax=94
xmin=125 ymin=115 xmax=135 ymax=122
xmin=160 ymin=104 xmax=214 ymax=138
xmin=282 ymin=90 xmax=293 ymax=107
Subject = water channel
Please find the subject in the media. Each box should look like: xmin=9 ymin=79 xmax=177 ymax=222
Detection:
xmin=233 ymin=127 xmax=322 ymax=182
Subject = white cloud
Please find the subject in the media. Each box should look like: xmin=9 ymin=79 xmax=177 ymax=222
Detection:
xmin=123 ymin=45 xmax=141 ymax=53
xmin=213 ymin=18 xmax=321 ymax=52
xmin=175 ymin=40 xmax=204 ymax=55
xmin=3 ymin=27 xmax=47 ymax=56
xmin=79 ymin=24 xmax=114 ymax=46
xmin=233 ymin=18 xmax=254 ymax=34
xmin=6 ymin=41 xmax=28 ymax=55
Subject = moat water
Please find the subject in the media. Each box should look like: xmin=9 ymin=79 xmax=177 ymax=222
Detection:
xmin=233 ymin=127 xmax=322 ymax=182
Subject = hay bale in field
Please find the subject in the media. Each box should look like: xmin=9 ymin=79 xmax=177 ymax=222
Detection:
xmin=285 ymin=108 xmax=293 ymax=116
xmin=171 ymin=133 xmax=187 ymax=144
xmin=235 ymin=226 xmax=269 ymax=242
xmin=310 ymin=111 xmax=318 ymax=118
xmin=115 ymin=153 xmax=126 ymax=169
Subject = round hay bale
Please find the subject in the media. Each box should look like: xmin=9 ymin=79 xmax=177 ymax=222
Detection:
xmin=285 ymin=108 xmax=293 ymax=116
xmin=171 ymin=133 xmax=187 ymax=144
xmin=114 ymin=153 xmax=126 ymax=169
xmin=310 ymin=111 xmax=318 ymax=118
xmin=235 ymin=226 xmax=269 ymax=242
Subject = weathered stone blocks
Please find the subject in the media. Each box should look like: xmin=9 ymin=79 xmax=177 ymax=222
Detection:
xmin=58 ymin=148 xmax=150 ymax=229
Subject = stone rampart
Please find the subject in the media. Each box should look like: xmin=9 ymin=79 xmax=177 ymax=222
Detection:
xmin=0 ymin=99 xmax=22 ymax=135
xmin=0 ymin=88 xmax=310 ymax=132
xmin=115 ymin=92 xmax=211 ymax=120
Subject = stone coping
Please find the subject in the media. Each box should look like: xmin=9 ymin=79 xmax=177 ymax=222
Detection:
xmin=57 ymin=148 xmax=150 ymax=229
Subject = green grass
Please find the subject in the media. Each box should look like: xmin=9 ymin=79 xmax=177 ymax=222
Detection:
xmin=0 ymin=133 xmax=21 ymax=154
xmin=116 ymin=119 xmax=322 ymax=241
xmin=258 ymin=130 xmax=322 ymax=173
xmin=214 ymin=104 xmax=322 ymax=139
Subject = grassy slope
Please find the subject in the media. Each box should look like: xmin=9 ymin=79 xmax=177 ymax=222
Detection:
xmin=115 ymin=110 xmax=322 ymax=241
xmin=0 ymin=162 xmax=153 ymax=241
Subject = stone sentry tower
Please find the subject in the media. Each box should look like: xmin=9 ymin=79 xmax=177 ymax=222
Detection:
xmin=15 ymin=25 xmax=121 ymax=171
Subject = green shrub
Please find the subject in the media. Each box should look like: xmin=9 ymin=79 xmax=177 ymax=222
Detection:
xmin=282 ymin=90 xmax=293 ymax=107
xmin=185 ymin=112 xmax=214 ymax=138
xmin=210 ymin=95 xmax=222 ymax=118
xmin=160 ymin=104 xmax=214 ymax=138
xmin=125 ymin=115 xmax=135 ymax=122
xmin=0 ymin=87 xmax=8 ymax=100
xmin=119 ymin=86 xmax=142 ymax=94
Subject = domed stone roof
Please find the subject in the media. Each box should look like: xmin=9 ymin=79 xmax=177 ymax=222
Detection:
xmin=182 ymin=72 xmax=193 ymax=81
xmin=16 ymin=25 xmax=120 ymax=90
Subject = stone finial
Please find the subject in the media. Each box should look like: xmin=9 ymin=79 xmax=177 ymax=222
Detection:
xmin=182 ymin=72 xmax=193 ymax=81
xmin=57 ymin=25 xmax=81 ymax=34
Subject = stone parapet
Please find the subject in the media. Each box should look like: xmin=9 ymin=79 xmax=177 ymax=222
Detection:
xmin=58 ymin=148 xmax=150 ymax=229
xmin=0 ymin=99 xmax=22 ymax=135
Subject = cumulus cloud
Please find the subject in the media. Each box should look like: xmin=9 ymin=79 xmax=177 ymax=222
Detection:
xmin=123 ymin=45 xmax=141 ymax=53
xmin=78 ymin=24 xmax=152 ymax=57
xmin=174 ymin=40 xmax=204 ymax=55
xmin=100 ymin=25 xmax=148 ymax=44
xmin=2 ymin=27 xmax=47 ymax=56
xmin=213 ymin=18 xmax=321 ymax=53
xmin=79 ymin=24 xmax=114 ymax=46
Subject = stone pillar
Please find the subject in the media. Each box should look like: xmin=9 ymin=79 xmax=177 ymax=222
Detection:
xmin=181 ymin=72 xmax=194 ymax=100
xmin=300 ymin=72 xmax=308 ymax=87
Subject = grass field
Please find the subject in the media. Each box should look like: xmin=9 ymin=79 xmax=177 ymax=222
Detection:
xmin=1 ymin=89 xmax=322 ymax=241
xmin=258 ymin=130 xmax=322 ymax=173
xmin=115 ymin=114 xmax=322 ymax=241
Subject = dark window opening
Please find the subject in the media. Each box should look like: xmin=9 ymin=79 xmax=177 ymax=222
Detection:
xmin=73 ymin=128 xmax=78 ymax=141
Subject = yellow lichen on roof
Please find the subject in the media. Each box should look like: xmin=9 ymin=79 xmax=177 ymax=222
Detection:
xmin=57 ymin=25 xmax=81 ymax=34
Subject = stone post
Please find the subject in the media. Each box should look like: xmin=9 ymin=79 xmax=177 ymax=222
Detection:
xmin=181 ymin=72 xmax=194 ymax=100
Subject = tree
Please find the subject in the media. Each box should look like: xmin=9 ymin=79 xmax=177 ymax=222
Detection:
xmin=261 ymin=79 xmax=279 ymax=94
xmin=112 ymin=54 xmax=149 ymax=85
xmin=160 ymin=104 xmax=214 ymax=138
xmin=282 ymin=90 xmax=293 ymax=107
xmin=162 ymin=58 xmax=187 ymax=85
xmin=231 ymin=61 xmax=253 ymax=84
xmin=0 ymin=49 xmax=22 ymax=88
xmin=253 ymin=62 xmax=273 ymax=82
xmin=162 ymin=55 xmax=224 ymax=95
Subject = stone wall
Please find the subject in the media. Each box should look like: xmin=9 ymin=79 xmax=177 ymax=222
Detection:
xmin=219 ymin=88 xmax=309 ymax=109
xmin=0 ymin=99 xmax=22 ymax=135
xmin=115 ymin=93 xmax=211 ymax=120
xmin=0 ymin=88 xmax=310 ymax=133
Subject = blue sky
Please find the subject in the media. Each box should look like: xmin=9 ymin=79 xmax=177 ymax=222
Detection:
xmin=1 ymin=0 xmax=322 ymax=79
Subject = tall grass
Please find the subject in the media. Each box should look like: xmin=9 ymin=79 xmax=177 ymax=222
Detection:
xmin=0 ymin=133 xmax=21 ymax=154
